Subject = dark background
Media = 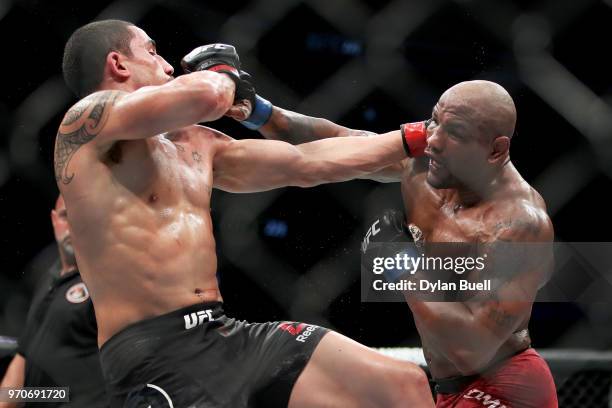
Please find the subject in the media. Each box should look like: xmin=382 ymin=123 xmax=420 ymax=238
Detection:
xmin=1 ymin=0 xmax=611 ymax=358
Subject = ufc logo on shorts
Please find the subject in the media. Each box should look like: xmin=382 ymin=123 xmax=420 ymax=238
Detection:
xmin=184 ymin=309 xmax=214 ymax=330
xmin=361 ymin=219 xmax=380 ymax=253
xmin=463 ymin=388 xmax=508 ymax=408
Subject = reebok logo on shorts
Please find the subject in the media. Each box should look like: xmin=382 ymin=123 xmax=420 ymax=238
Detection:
xmin=463 ymin=388 xmax=508 ymax=408
xmin=278 ymin=322 xmax=318 ymax=342
xmin=278 ymin=322 xmax=306 ymax=336
xmin=184 ymin=309 xmax=214 ymax=330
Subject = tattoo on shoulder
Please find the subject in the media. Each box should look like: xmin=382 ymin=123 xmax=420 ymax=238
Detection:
xmin=493 ymin=218 xmax=542 ymax=242
xmin=54 ymin=91 xmax=120 ymax=184
xmin=62 ymin=103 xmax=88 ymax=126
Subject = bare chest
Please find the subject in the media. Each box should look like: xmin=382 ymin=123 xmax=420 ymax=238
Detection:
xmin=401 ymin=174 xmax=488 ymax=244
xmin=106 ymin=133 xmax=213 ymax=207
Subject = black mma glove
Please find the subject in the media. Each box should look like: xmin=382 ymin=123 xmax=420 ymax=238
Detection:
xmin=361 ymin=209 xmax=410 ymax=253
xmin=181 ymin=44 xmax=255 ymax=108
xmin=361 ymin=209 xmax=417 ymax=283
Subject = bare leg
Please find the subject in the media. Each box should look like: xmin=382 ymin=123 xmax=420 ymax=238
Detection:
xmin=288 ymin=331 xmax=434 ymax=408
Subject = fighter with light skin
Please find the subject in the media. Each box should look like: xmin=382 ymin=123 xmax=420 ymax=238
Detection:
xmin=54 ymin=20 xmax=433 ymax=408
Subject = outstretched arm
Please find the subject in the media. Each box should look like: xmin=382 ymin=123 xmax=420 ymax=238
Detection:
xmin=213 ymin=130 xmax=407 ymax=193
xmin=259 ymin=107 xmax=377 ymax=144
xmin=252 ymin=106 xmax=427 ymax=182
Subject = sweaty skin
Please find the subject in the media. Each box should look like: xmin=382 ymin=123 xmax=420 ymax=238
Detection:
xmin=52 ymin=22 xmax=438 ymax=408
xmin=399 ymin=81 xmax=552 ymax=378
xmin=59 ymin=123 xmax=224 ymax=345
xmin=400 ymin=159 xmax=548 ymax=378
xmin=257 ymin=80 xmax=554 ymax=379
xmin=54 ymin=26 xmax=410 ymax=347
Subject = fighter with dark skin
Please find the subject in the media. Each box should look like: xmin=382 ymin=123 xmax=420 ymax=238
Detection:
xmin=250 ymin=80 xmax=557 ymax=405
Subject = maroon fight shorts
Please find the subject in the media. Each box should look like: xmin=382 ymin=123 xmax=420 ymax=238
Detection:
xmin=435 ymin=348 xmax=558 ymax=408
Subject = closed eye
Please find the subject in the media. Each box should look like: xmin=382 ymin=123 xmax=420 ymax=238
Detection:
xmin=445 ymin=127 xmax=465 ymax=139
xmin=428 ymin=117 xmax=438 ymax=129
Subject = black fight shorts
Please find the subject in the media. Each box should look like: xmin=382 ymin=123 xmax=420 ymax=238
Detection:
xmin=99 ymin=303 xmax=328 ymax=408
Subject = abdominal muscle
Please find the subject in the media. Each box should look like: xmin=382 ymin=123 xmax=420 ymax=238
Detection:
xmin=72 ymin=197 xmax=221 ymax=346
xmin=73 ymin=198 xmax=221 ymax=346
xmin=64 ymin=134 xmax=222 ymax=346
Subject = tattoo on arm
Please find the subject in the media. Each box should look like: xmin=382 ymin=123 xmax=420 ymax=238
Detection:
xmin=485 ymin=294 xmax=516 ymax=330
xmin=488 ymin=306 xmax=515 ymax=329
xmin=61 ymin=103 xmax=88 ymax=126
xmin=192 ymin=151 xmax=202 ymax=162
xmin=267 ymin=110 xmax=377 ymax=143
xmin=54 ymin=91 xmax=120 ymax=184
xmin=272 ymin=113 xmax=318 ymax=144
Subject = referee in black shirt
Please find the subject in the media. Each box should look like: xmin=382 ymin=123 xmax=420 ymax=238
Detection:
xmin=0 ymin=196 xmax=108 ymax=407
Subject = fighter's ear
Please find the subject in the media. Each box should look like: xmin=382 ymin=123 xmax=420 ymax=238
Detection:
xmin=50 ymin=209 xmax=61 ymax=240
xmin=51 ymin=209 xmax=59 ymax=227
xmin=106 ymin=51 xmax=130 ymax=82
xmin=489 ymin=135 xmax=510 ymax=163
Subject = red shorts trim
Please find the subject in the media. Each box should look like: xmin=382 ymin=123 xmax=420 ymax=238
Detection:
xmin=436 ymin=349 xmax=558 ymax=408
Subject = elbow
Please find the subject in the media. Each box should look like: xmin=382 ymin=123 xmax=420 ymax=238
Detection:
xmin=294 ymin=178 xmax=320 ymax=189
xmin=446 ymin=347 xmax=495 ymax=375
xmin=291 ymin=171 xmax=320 ymax=189
xmin=291 ymin=159 xmax=335 ymax=188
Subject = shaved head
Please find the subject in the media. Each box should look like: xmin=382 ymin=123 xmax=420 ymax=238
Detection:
xmin=63 ymin=19 xmax=135 ymax=97
xmin=426 ymin=80 xmax=517 ymax=190
xmin=440 ymin=80 xmax=516 ymax=141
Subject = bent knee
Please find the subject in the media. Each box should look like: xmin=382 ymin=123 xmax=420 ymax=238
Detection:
xmin=387 ymin=363 xmax=433 ymax=407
